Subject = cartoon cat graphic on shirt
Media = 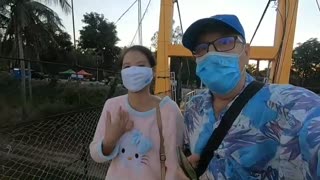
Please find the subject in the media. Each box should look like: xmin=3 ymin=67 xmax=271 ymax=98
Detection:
xmin=118 ymin=129 xmax=153 ymax=170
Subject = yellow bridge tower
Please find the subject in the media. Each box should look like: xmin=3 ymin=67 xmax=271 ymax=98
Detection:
xmin=154 ymin=0 xmax=299 ymax=98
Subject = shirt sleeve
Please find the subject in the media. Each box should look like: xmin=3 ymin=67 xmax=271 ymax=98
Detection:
xmin=299 ymin=107 xmax=320 ymax=179
xmin=277 ymin=86 xmax=320 ymax=179
xmin=89 ymin=100 xmax=120 ymax=163
xmin=183 ymin=95 xmax=209 ymax=155
xmin=294 ymin=89 xmax=320 ymax=179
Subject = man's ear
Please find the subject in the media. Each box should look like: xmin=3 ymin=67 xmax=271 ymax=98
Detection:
xmin=243 ymin=43 xmax=250 ymax=65
xmin=245 ymin=43 xmax=250 ymax=57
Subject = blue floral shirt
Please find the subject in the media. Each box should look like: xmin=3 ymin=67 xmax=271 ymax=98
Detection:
xmin=184 ymin=74 xmax=320 ymax=180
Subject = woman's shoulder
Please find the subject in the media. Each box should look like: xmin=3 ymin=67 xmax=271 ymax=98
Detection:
xmin=158 ymin=96 xmax=180 ymax=112
xmin=104 ymin=94 xmax=128 ymax=107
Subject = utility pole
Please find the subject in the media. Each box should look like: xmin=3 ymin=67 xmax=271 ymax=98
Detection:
xmin=71 ymin=0 xmax=76 ymax=49
xmin=96 ymin=56 xmax=99 ymax=81
xmin=138 ymin=0 xmax=142 ymax=45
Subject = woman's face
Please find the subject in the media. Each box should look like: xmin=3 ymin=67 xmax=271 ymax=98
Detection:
xmin=121 ymin=50 xmax=154 ymax=93
xmin=122 ymin=50 xmax=151 ymax=69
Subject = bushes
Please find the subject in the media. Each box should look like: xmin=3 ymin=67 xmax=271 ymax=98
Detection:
xmin=0 ymin=103 xmax=23 ymax=124
xmin=58 ymin=83 xmax=110 ymax=107
xmin=0 ymin=73 xmax=126 ymax=127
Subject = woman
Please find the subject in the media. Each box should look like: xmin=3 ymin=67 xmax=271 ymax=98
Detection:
xmin=89 ymin=45 xmax=184 ymax=180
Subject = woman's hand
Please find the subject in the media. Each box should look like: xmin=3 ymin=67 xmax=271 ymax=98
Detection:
xmin=188 ymin=154 xmax=200 ymax=168
xmin=102 ymin=106 xmax=134 ymax=155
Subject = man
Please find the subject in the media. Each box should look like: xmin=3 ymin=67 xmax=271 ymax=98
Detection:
xmin=181 ymin=14 xmax=320 ymax=179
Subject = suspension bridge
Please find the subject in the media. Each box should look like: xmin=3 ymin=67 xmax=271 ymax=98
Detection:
xmin=1 ymin=0 xmax=320 ymax=179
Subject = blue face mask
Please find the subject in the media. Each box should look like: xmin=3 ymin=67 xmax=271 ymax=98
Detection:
xmin=196 ymin=51 xmax=244 ymax=95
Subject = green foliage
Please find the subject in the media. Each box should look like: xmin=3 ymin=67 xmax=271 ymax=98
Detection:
xmin=34 ymin=29 xmax=74 ymax=74
xmin=0 ymin=73 xmax=126 ymax=127
xmin=151 ymin=21 xmax=182 ymax=50
xmin=291 ymin=38 xmax=320 ymax=86
xmin=246 ymin=64 xmax=256 ymax=75
xmin=0 ymin=0 xmax=70 ymax=56
xmin=172 ymin=26 xmax=183 ymax=45
xmin=0 ymin=0 xmax=73 ymax=85
xmin=0 ymin=3 xmax=124 ymax=126
xmin=150 ymin=31 xmax=158 ymax=50
xmin=78 ymin=12 xmax=122 ymax=77
xmin=79 ymin=12 xmax=119 ymax=50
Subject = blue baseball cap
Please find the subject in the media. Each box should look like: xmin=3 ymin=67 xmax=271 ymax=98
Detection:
xmin=182 ymin=14 xmax=245 ymax=52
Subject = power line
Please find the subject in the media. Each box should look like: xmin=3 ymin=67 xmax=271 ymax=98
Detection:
xmin=269 ymin=0 xmax=287 ymax=83
xmin=273 ymin=0 xmax=287 ymax=60
xmin=250 ymin=0 xmax=272 ymax=44
xmin=275 ymin=0 xmax=298 ymax=76
xmin=0 ymin=56 xmax=120 ymax=74
xmin=273 ymin=0 xmax=298 ymax=83
xmin=138 ymin=0 xmax=142 ymax=45
xmin=272 ymin=0 xmax=288 ymax=82
xmin=130 ymin=0 xmax=152 ymax=46
xmin=130 ymin=26 xmax=140 ymax=46
xmin=174 ymin=0 xmax=191 ymax=87
xmin=115 ymin=0 xmax=138 ymax=24
xmin=316 ymin=0 xmax=320 ymax=12
xmin=175 ymin=0 xmax=184 ymax=34
xmin=71 ymin=0 xmax=77 ymax=49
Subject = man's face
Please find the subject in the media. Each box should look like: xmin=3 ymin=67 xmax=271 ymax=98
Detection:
xmin=194 ymin=31 xmax=250 ymax=71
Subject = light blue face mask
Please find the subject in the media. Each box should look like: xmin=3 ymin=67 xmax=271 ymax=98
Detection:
xmin=196 ymin=51 xmax=244 ymax=95
xmin=121 ymin=66 xmax=153 ymax=92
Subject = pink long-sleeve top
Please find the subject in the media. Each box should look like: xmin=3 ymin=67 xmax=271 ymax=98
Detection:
xmin=89 ymin=95 xmax=184 ymax=180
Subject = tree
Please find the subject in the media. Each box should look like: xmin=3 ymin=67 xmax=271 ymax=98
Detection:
xmin=151 ymin=20 xmax=182 ymax=50
xmin=150 ymin=31 xmax=158 ymax=50
xmin=0 ymin=0 xmax=70 ymax=107
xmin=172 ymin=26 xmax=183 ymax=45
xmin=39 ymin=28 xmax=74 ymax=74
xmin=292 ymin=38 xmax=320 ymax=87
xmin=79 ymin=12 xmax=120 ymax=77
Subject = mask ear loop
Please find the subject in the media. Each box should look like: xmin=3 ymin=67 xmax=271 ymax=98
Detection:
xmin=238 ymin=42 xmax=248 ymax=74
xmin=241 ymin=65 xmax=247 ymax=75
xmin=237 ymin=43 xmax=246 ymax=57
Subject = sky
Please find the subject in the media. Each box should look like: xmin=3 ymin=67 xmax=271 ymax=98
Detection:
xmin=51 ymin=0 xmax=320 ymax=69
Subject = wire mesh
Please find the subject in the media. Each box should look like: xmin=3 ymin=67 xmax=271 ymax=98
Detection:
xmin=0 ymin=107 xmax=109 ymax=180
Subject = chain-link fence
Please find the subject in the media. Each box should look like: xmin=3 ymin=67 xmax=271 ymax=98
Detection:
xmin=0 ymin=107 xmax=109 ymax=180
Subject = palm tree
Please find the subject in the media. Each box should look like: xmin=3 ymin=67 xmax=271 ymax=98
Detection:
xmin=0 ymin=0 xmax=70 ymax=107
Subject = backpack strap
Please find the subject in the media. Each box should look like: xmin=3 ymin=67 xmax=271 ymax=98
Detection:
xmin=196 ymin=81 xmax=265 ymax=177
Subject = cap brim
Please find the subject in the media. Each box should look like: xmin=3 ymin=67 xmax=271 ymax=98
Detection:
xmin=182 ymin=18 xmax=234 ymax=52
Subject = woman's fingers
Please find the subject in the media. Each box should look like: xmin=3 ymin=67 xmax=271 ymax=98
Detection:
xmin=126 ymin=120 xmax=134 ymax=131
